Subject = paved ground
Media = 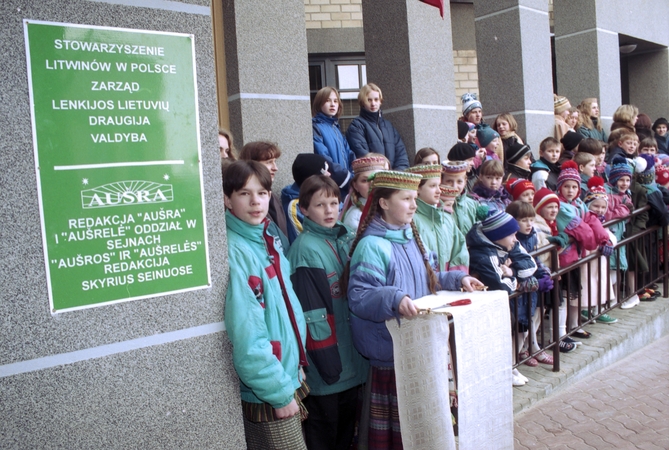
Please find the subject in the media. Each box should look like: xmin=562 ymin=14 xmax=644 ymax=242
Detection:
xmin=514 ymin=334 xmax=669 ymax=449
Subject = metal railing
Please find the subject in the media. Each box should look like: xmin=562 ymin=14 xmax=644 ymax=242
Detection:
xmin=511 ymin=206 xmax=668 ymax=372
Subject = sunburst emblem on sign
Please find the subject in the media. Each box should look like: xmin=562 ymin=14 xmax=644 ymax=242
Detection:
xmin=81 ymin=180 xmax=174 ymax=209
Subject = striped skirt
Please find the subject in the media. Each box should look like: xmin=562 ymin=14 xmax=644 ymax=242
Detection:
xmin=241 ymin=381 xmax=309 ymax=450
xmin=368 ymin=366 xmax=403 ymax=450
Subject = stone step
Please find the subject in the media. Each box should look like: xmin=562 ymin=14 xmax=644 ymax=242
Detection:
xmin=513 ymin=291 xmax=669 ymax=415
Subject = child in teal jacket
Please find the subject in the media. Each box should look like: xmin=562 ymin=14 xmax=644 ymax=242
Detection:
xmin=223 ymin=160 xmax=308 ymax=449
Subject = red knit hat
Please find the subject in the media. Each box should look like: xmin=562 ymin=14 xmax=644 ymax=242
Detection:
xmin=583 ymin=176 xmax=608 ymax=205
xmin=657 ymin=165 xmax=669 ymax=186
xmin=557 ymin=160 xmax=582 ymax=196
xmin=533 ymin=187 xmax=560 ymax=213
xmin=505 ymin=178 xmax=535 ymax=201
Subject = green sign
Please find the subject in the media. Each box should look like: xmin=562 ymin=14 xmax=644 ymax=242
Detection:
xmin=24 ymin=20 xmax=210 ymax=313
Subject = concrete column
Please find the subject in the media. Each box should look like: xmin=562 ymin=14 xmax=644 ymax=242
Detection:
xmin=361 ymin=0 xmax=456 ymax=161
xmin=628 ymin=49 xmax=669 ymax=121
xmin=473 ymin=0 xmax=554 ymax=152
xmin=223 ymin=0 xmax=313 ymax=191
xmin=554 ymin=0 xmax=621 ymax=130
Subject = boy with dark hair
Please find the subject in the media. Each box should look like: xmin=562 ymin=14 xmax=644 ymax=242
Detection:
xmin=531 ymin=137 xmax=562 ymax=191
xmin=287 ymin=175 xmax=368 ymax=450
xmin=281 ymin=153 xmax=349 ymax=243
xmin=223 ymin=160 xmax=309 ymax=449
xmin=577 ymin=137 xmax=607 ymax=180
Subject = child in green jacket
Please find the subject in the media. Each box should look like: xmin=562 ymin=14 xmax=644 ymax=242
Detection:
xmin=287 ymin=175 xmax=369 ymax=450
xmin=223 ymin=160 xmax=308 ymax=449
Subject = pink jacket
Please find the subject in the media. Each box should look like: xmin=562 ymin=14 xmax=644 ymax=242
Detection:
xmin=557 ymin=204 xmax=604 ymax=267
xmin=605 ymin=191 xmax=631 ymax=221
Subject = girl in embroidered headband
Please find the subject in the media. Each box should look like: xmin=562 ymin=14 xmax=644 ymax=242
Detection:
xmin=339 ymin=153 xmax=389 ymax=232
xmin=343 ymin=170 xmax=483 ymax=448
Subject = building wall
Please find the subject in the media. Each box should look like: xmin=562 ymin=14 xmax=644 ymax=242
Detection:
xmin=304 ymin=0 xmax=363 ymax=29
xmin=0 ymin=0 xmax=245 ymax=448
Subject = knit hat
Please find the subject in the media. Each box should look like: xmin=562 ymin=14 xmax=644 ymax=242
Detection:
xmin=657 ymin=165 xmax=669 ymax=186
xmin=461 ymin=92 xmax=482 ymax=117
xmin=440 ymin=185 xmax=460 ymax=198
xmin=457 ymin=120 xmax=470 ymax=139
xmin=505 ymin=178 xmax=535 ymax=201
xmin=352 ymin=155 xmax=388 ymax=174
xmin=406 ymin=164 xmax=442 ymax=180
xmin=448 ymin=142 xmax=477 ymax=161
xmin=632 ymin=156 xmax=648 ymax=174
xmin=583 ymin=176 xmax=608 ymax=205
xmin=442 ymin=160 xmax=470 ymax=174
xmin=505 ymin=143 xmax=532 ymax=165
xmin=293 ymin=153 xmax=347 ymax=187
xmin=608 ymin=156 xmax=633 ymax=186
xmin=554 ymin=94 xmax=571 ymax=115
xmin=481 ymin=209 xmax=519 ymax=242
xmin=369 ymin=170 xmax=422 ymax=191
xmin=560 ymin=131 xmax=584 ymax=152
xmin=556 ymin=160 xmax=582 ymax=193
xmin=637 ymin=154 xmax=656 ymax=185
xmin=652 ymin=117 xmax=669 ymax=132
xmin=477 ymin=126 xmax=499 ymax=148
xmin=533 ymin=187 xmax=560 ymax=213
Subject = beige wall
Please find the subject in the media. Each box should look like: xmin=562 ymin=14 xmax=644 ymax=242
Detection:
xmin=304 ymin=0 xmax=363 ymax=29
xmin=453 ymin=49 xmax=479 ymax=113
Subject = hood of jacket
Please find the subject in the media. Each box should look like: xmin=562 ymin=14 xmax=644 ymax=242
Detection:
xmin=301 ymin=217 xmax=352 ymax=261
xmin=313 ymin=112 xmax=340 ymax=127
xmin=225 ymin=209 xmax=267 ymax=245
xmin=363 ymin=215 xmax=413 ymax=245
xmin=415 ymin=198 xmax=445 ymax=225
xmin=516 ymin=228 xmax=538 ymax=252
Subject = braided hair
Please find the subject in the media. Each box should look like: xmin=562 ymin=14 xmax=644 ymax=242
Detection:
xmin=340 ymin=199 xmax=378 ymax=294
xmin=410 ymin=220 xmax=440 ymax=294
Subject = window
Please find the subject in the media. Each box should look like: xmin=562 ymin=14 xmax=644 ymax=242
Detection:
xmin=309 ymin=54 xmax=366 ymax=133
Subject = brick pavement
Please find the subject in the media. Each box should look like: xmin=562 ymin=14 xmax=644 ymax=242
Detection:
xmin=514 ymin=334 xmax=669 ymax=449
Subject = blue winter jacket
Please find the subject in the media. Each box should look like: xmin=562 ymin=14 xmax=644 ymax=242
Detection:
xmin=347 ymin=216 xmax=466 ymax=367
xmin=465 ymin=222 xmax=537 ymax=295
xmin=516 ymin=229 xmax=551 ymax=326
xmin=346 ymin=109 xmax=409 ymax=170
xmin=280 ymin=183 xmax=304 ymax=244
xmin=313 ymin=112 xmax=355 ymax=178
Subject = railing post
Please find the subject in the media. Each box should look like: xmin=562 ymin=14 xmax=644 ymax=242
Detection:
xmin=551 ymin=246 xmax=560 ymax=372
xmin=662 ymin=227 xmax=669 ymax=297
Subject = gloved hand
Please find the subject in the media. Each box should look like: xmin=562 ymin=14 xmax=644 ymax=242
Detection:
xmin=538 ymin=274 xmax=554 ymax=293
xmin=547 ymin=233 xmax=569 ymax=248
xmin=517 ymin=277 xmax=539 ymax=293
xmin=600 ymin=241 xmax=614 ymax=257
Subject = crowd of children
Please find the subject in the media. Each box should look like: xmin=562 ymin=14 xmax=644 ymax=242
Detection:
xmin=221 ymin=86 xmax=669 ymax=449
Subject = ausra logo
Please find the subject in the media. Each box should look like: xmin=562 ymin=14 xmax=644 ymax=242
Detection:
xmin=81 ymin=180 xmax=174 ymax=209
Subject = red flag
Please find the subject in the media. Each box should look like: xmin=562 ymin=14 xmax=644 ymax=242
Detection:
xmin=419 ymin=0 xmax=444 ymax=18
